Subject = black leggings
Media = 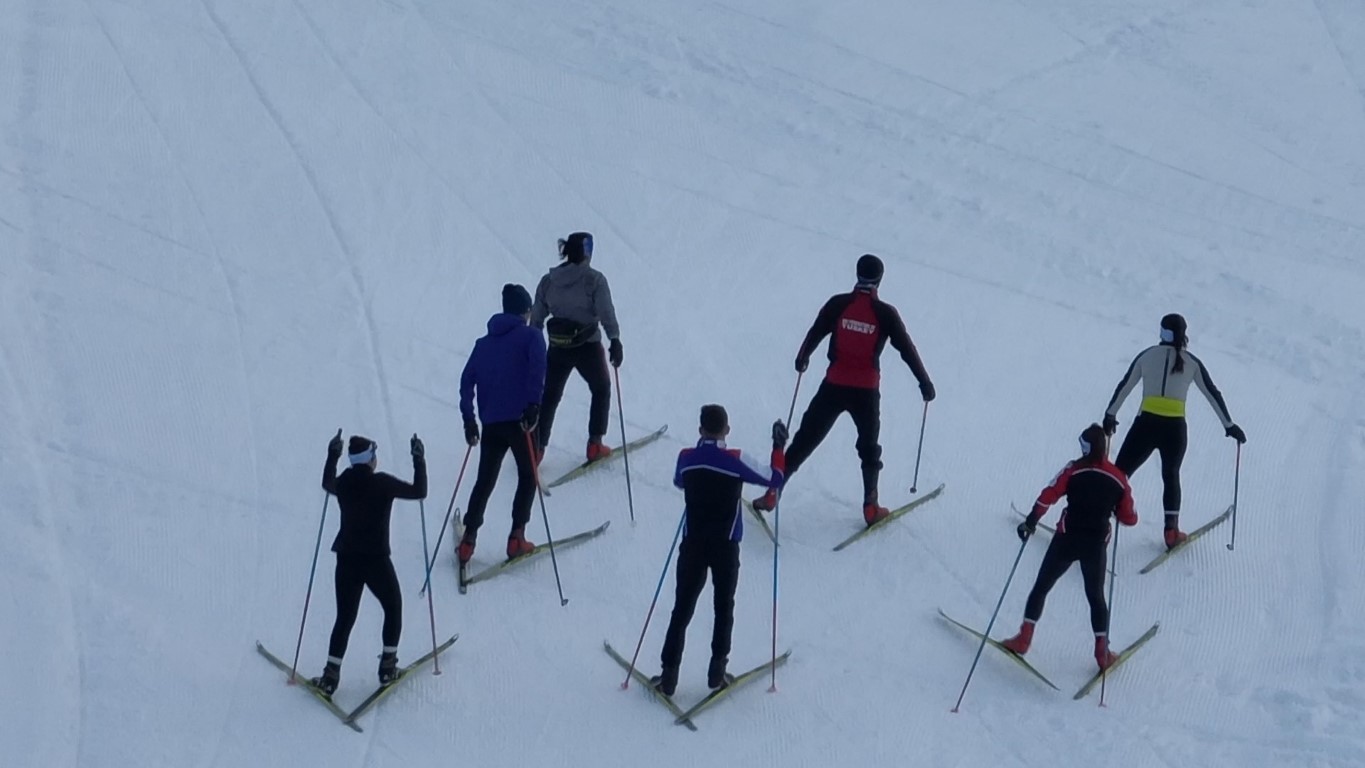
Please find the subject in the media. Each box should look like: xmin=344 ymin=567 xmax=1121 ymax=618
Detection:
xmin=1022 ymin=532 xmax=1110 ymax=634
xmin=537 ymin=342 xmax=611 ymax=448
xmin=328 ymin=554 xmax=402 ymax=660
xmin=785 ymin=382 xmax=882 ymax=502
xmin=661 ymin=539 xmax=740 ymax=670
xmin=463 ymin=420 xmax=536 ymax=536
xmin=1115 ymin=413 xmax=1187 ymax=513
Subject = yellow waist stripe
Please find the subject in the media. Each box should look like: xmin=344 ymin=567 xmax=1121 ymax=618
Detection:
xmin=1140 ymin=396 xmax=1185 ymax=417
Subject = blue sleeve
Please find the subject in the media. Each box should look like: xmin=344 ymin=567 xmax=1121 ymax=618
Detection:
xmin=674 ymin=451 xmax=686 ymax=489
xmin=526 ymin=329 xmax=547 ymax=406
xmin=459 ymin=350 xmax=477 ymax=424
xmin=729 ymin=449 xmax=783 ymax=488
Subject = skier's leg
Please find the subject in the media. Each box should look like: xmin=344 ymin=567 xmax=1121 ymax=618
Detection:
xmin=848 ymin=387 xmax=883 ymax=503
xmin=462 ymin=424 xmax=511 ymax=537
xmin=1156 ymin=417 xmax=1189 ymax=527
xmin=709 ymin=542 xmax=741 ymax=670
xmin=366 ymin=557 xmax=404 ymax=652
xmin=579 ymin=342 xmax=612 ymax=442
xmin=328 ymin=555 xmax=366 ymax=661
xmin=536 ymin=347 xmax=575 ymax=451
xmin=1114 ymin=414 xmax=1159 ymax=478
xmin=660 ymin=540 xmax=707 ymax=671
xmin=507 ymin=423 xmax=537 ymax=532
xmin=1078 ymin=538 xmax=1110 ymax=635
xmin=783 ymin=382 xmax=845 ymax=476
xmin=1022 ymin=536 xmax=1075 ymax=622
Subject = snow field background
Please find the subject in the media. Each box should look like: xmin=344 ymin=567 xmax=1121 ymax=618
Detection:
xmin=3 ymin=0 xmax=1365 ymax=766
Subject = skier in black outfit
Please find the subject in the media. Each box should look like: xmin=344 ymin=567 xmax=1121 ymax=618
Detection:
xmin=651 ymin=405 xmax=787 ymax=696
xmin=1103 ymin=313 xmax=1245 ymax=549
xmin=752 ymin=254 xmax=934 ymax=527
xmin=1002 ymin=424 xmax=1137 ymax=671
xmin=311 ymin=430 xmax=428 ymax=696
xmin=530 ymin=231 xmax=622 ymax=463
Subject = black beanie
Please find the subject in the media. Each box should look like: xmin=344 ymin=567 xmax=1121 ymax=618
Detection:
xmin=700 ymin=404 xmax=728 ymax=435
xmin=1160 ymin=313 xmax=1188 ymax=347
xmin=558 ymin=232 xmax=594 ymax=264
xmin=856 ymin=254 xmax=884 ymax=286
xmin=502 ymin=283 xmax=532 ymax=315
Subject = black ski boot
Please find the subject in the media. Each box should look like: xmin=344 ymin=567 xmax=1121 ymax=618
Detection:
xmin=309 ymin=661 xmax=340 ymax=698
xmin=649 ymin=666 xmax=679 ymax=697
xmin=378 ymin=650 xmax=399 ymax=685
xmin=707 ymin=657 xmax=735 ymax=690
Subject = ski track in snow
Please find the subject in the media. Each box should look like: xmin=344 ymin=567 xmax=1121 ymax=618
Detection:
xmin=4 ymin=0 xmax=1365 ymax=766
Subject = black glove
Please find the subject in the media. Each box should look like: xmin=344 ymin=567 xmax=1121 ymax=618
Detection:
xmin=919 ymin=380 xmax=936 ymax=402
xmin=1225 ymin=424 xmax=1246 ymax=444
xmin=1102 ymin=414 xmax=1119 ymax=436
xmin=795 ymin=354 xmax=809 ymax=374
xmin=771 ymin=419 xmax=789 ymax=450
xmin=608 ymin=338 xmax=623 ymax=368
xmin=1016 ymin=518 xmax=1037 ymax=542
xmin=464 ymin=420 xmax=479 ymax=447
xmin=328 ymin=428 xmax=343 ymax=457
xmin=410 ymin=433 xmax=425 ymax=460
xmin=521 ymin=403 xmax=540 ymax=432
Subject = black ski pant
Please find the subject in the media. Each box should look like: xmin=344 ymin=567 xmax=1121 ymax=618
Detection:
xmin=660 ymin=538 xmax=740 ymax=671
xmin=784 ymin=382 xmax=882 ymax=502
xmin=328 ymin=554 xmax=402 ymax=660
xmin=537 ymin=342 xmax=611 ymax=450
xmin=1022 ymin=531 xmax=1110 ymax=634
xmin=1115 ymin=413 xmax=1187 ymax=516
xmin=463 ymin=420 xmax=536 ymax=537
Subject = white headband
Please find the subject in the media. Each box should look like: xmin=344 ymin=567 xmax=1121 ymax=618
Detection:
xmin=1079 ymin=436 xmax=1091 ymax=454
xmin=349 ymin=446 xmax=375 ymax=465
xmin=1160 ymin=328 xmax=1175 ymax=343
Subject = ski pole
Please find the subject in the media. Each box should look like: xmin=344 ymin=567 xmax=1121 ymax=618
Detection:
xmin=421 ymin=444 xmax=473 ymax=597
xmin=613 ymin=367 xmax=637 ymax=525
xmin=526 ymin=429 xmax=569 ymax=606
xmin=785 ymin=372 xmax=803 ymax=428
xmin=768 ymin=493 xmax=782 ymax=693
xmin=417 ymin=496 xmax=443 ymax=675
xmin=951 ymin=536 xmax=1028 ymax=712
xmin=910 ymin=401 xmax=929 ymax=494
xmin=1227 ymin=443 xmax=1241 ymax=552
xmin=621 ymin=508 xmax=687 ymax=689
xmin=1100 ymin=523 xmax=1121 ymax=707
xmin=289 ymin=453 xmax=337 ymax=683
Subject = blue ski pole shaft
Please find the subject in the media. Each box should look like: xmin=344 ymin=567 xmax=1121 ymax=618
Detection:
xmin=422 ymin=444 xmax=472 ymax=597
xmin=289 ymin=489 xmax=333 ymax=682
xmin=622 ymin=510 xmax=687 ymax=689
xmin=951 ymin=536 xmax=1028 ymax=712
xmin=1100 ymin=524 xmax=1121 ymax=707
xmin=418 ymin=496 xmax=442 ymax=675
xmin=526 ymin=429 xmax=568 ymax=606
xmin=769 ymin=497 xmax=782 ymax=692
xmin=613 ymin=367 xmax=636 ymax=525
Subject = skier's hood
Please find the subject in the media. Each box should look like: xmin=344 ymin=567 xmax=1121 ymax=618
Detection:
xmin=547 ymin=261 xmax=593 ymax=291
xmin=486 ymin=312 xmax=528 ymax=336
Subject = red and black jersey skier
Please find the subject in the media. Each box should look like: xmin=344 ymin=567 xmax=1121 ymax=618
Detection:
xmin=1001 ymin=424 xmax=1137 ymax=671
xmin=650 ymin=405 xmax=787 ymax=697
xmin=311 ymin=431 xmax=428 ymax=697
xmin=751 ymin=254 xmax=935 ymax=526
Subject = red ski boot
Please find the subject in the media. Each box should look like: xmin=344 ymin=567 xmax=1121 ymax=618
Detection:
xmin=1094 ymin=635 xmax=1119 ymax=671
xmin=1163 ymin=527 xmax=1188 ymax=550
xmin=752 ymin=489 xmax=778 ymax=512
xmin=507 ymin=529 xmax=536 ymax=560
xmin=863 ymin=502 xmax=890 ymax=526
xmin=586 ymin=439 xmax=613 ymax=462
xmin=1001 ymin=621 xmax=1035 ymax=655
xmin=457 ymin=534 xmax=476 ymax=565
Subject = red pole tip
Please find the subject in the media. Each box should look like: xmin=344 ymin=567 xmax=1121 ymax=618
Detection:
xmin=620 ymin=682 xmax=630 ymax=691
xmin=767 ymin=685 xmax=778 ymax=693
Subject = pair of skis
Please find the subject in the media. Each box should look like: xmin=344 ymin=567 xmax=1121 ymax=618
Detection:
xmin=537 ymin=425 xmax=669 ymax=496
xmin=938 ymin=609 xmax=1158 ymax=699
xmin=603 ymin=641 xmax=791 ymax=730
xmin=741 ymin=483 xmax=947 ymax=549
xmin=1012 ymin=503 xmax=1234 ymax=574
xmin=256 ymin=635 xmax=458 ymax=731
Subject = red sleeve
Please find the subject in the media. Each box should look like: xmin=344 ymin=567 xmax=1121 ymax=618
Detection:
xmin=1115 ymin=469 xmax=1138 ymax=526
xmin=1030 ymin=463 xmax=1073 ymax=521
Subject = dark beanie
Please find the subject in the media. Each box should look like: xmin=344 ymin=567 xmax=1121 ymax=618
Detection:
xmin=558 ymin=232 xmax=594 ymax=264
xmin=856 ymin=254 xmax=884 ymax=286
xmin=700 ymin=404 xmax=728 ymax=435
xmin=348 ymin=436 xmax=374 ymax=455
xmin=502 ymin=283 xmax=532 ymax=315
xmin=1160 ymin=313 xmax=1187 ymax=347
xmin=1078 ymin=423 xmax=1106 ymax=459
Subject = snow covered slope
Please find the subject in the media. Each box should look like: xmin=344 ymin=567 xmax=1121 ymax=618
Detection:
xmin=3 ymin=0 xmax=1364 ymax=765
